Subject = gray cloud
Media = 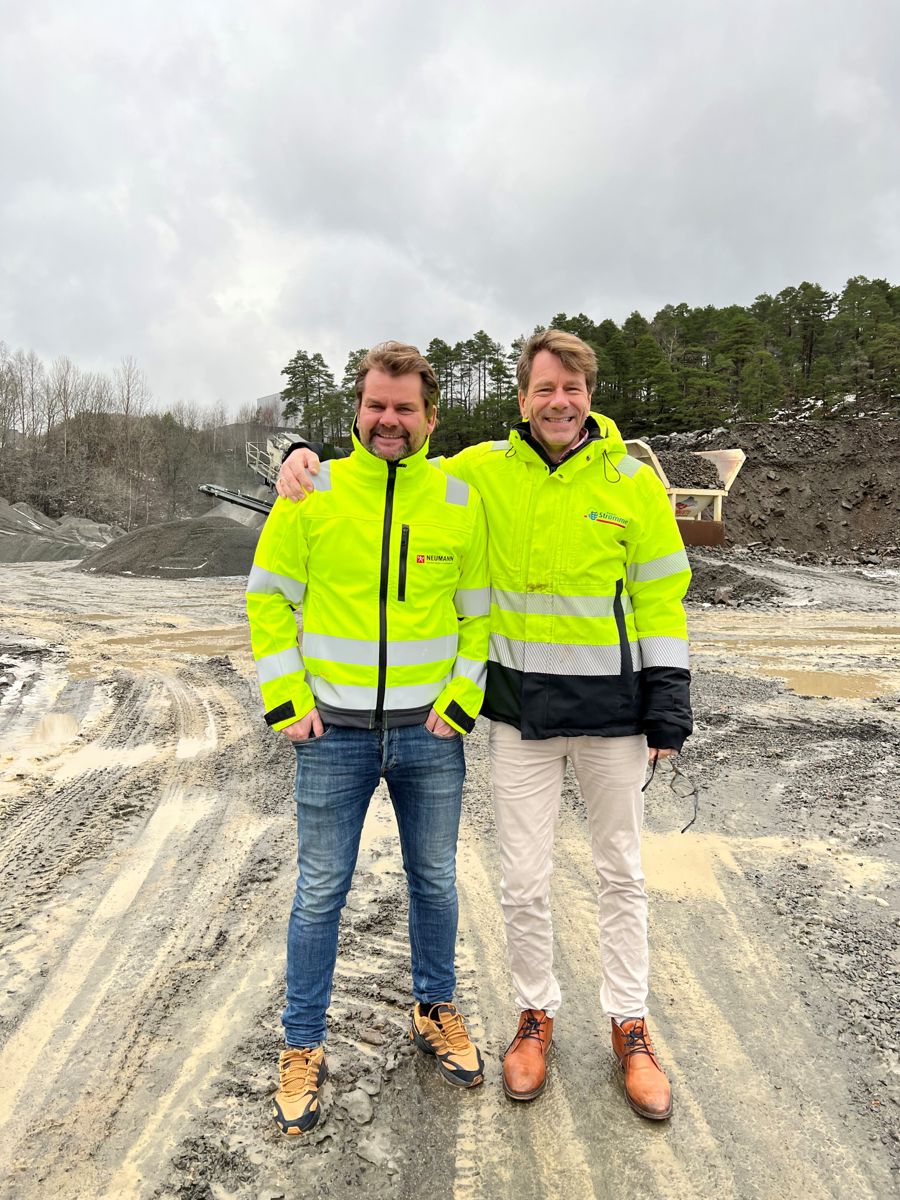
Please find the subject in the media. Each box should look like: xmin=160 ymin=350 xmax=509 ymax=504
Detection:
xmin=2 ymin=0 xmax=898 ymax=408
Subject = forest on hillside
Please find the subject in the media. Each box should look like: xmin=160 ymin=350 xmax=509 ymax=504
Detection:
xmin=281 ymin=276 xmax=900 ymax=454
xmin=0 ymin=349 xmax=276 ymax=528
xmin=2 ymin=275 xmax=899 ymax=527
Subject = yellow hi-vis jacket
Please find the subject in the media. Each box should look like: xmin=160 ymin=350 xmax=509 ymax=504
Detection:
xmin=442 ymin=412 xmax=692 ymax=749
xmin=246 ymin=429 xmax=490 ymax=735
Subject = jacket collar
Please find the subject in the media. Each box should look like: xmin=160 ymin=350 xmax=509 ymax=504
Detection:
xmin=510 ymin=411 xmax=627 ymax=472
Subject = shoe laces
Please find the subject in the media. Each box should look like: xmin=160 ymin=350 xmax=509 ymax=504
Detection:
xmin=279 ymin=1048 xmax=321 ymax=1096
xmin=517 ymin=1010 xmax=548 ymax=1044
xmin=433 ymin=1004 xmax=472 ymax=1054
xmin=621 ymin=1019 xmax=655 ymax=1059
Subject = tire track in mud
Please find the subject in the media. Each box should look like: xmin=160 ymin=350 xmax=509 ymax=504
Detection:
xmin=452 ymin=830 xmax=602 ymax=1200
xmin=0 ymin=638 xmax=293 ymax=1197
xmin=154 ymin=785 xmax=460 ymax=1199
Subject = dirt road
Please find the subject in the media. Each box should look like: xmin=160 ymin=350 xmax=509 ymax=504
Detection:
xmin=1 ymin=558 xmax=897 ymax=1199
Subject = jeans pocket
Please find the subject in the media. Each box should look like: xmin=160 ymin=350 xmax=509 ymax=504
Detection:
xmin=292 ymin=725 xmax=334 ymax=749
xmin=423 ymin=724 xmax=460 ymax=741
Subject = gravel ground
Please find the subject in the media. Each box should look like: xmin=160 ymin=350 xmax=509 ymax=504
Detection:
xmin=0 ymin=557 xmax=897 ymax=1199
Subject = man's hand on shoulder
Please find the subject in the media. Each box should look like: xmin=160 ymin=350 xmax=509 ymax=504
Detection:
xmin=276 ymin=448 xmax=321 ymax=501
xmin=425 ymin=708 xmax=460 ymax=738
xmin=282 ymin=708 xmax=325 ymax=741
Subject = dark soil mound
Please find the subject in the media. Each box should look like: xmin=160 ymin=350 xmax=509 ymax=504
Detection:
xmin=652 ymin=418 xmax=900 ymax=559
xmin=79 ymin=516 xmax=259 ymax=578
xmin=686 ymin=555 xmax=786 ymax=606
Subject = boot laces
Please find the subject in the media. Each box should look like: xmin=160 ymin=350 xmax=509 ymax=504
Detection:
xmin=434 ymin=1004 xmax=472 ymax=1054
xmin=518 ymin=1011 xmax=548 ymax=1044
xmin=622 ymin=1019 xmax=655 ymax=1059
xmin=279 ymin=1048 xmax=321 ymax=1096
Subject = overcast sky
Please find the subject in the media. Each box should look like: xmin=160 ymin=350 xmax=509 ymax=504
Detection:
xmin=2 ymin=0 xmax=898 ymax=411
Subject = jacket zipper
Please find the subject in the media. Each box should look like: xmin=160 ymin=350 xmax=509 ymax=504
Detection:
xmin=375 ymin=463 xmax=398 ymax=726
xmin=612 ymin=578 xmax=634 ymax=678
xmin=398 ymin=524 xmax=410 ymax=601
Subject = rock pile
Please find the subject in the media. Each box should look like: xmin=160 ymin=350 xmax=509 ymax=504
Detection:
xmin=654 ymin=451 xmax=722 ymax=490
xmin=686 ymin=555 xmax=786 ymax=606
xmin=80 ymin=516 xmax=259 ymax=578
xmin=0 ymin=498 xmax=121 ymax=562
xmin=651 ymin=418 xmax=900 ymax=560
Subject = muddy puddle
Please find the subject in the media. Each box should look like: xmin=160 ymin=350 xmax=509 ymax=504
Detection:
xmin=690 ymin=609 xmax=900 ymax=700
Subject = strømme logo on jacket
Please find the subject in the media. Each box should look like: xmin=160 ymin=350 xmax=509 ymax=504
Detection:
xmin=584 ymin=510 xmax=628 ymax=528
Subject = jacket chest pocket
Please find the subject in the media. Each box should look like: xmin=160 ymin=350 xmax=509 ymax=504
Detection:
xmin=397 ymin=524 xmax=458 ymax=602
xmin=398 ymin=524 xmax=410 ymax=601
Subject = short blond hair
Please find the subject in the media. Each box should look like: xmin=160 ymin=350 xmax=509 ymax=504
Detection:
xmin=355 ymin=341 xmax=440 ymax=413
xmin=516 ymin=329 xmax=597 ymax=395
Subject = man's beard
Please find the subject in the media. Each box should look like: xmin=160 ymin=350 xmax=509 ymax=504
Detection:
xmin=365 ymin=425 xmax=415 ymax=461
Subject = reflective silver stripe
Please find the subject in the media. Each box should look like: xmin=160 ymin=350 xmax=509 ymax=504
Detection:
xmin=491 ymin=440 xmax=510 ymax=451
xmin=639 ymin=636 xmax=690 ymax=669
xmin=302 ymin=632 xmax=457 ymax=667
xmin=310 ymin=677 xmax=444 ymax=710
xmin=491 ymin=588 xmax=632 ymax=619
xmin=452 ymin=656 xmax=487 ymax=689
xmin=246 ymin=566 xmax=306 ymax=605
xmin=312 ymin=461 xmax=332 ymax=492
xmin=489 ymin=633 xmax=623 ymax=676
xmin=627 ymin=549 xmax=691 ymax=584
xmin=256 ymin=646 xmax=304 ymax=684
xmin=445 ymin=474 xmax=469 ymax=506
xmin=454 ymin=587 xmax=491 ymax=617
xmin=615 ymin=454 xmax=642 ymax=478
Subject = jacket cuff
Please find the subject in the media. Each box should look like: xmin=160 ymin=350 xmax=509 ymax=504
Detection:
xmin=264 ymin=690 xmax=316 ymax=732
xmin=433 ymin=689 xmax=477 ymax=734
xmin=643 ymin=723 xmax=688 ymax=753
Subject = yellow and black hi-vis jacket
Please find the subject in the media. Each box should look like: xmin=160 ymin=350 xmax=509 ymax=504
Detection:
xmin=442 ymin=412 xmax=693 ymax=750
xmin=246 ymin=427 xmax=490 ymax=735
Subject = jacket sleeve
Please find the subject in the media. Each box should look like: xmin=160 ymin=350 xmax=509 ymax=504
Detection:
xmin=245 ymin=496 xmax=316 ymax=731
xmin=625 ymin=471 xmax=693 ymax=752
xmin=284 ymin=438 xmax=349 ymax=461
xmin=431 ymin=488 xmax=491 ymax=735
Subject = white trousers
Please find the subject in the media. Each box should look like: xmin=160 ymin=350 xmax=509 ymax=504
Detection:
xmin=489 ymin=720 xmax=649 ymax=1023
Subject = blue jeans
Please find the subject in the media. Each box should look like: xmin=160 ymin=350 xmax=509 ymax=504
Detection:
xmin=283 ymin=723 xmax=466 ymax=1048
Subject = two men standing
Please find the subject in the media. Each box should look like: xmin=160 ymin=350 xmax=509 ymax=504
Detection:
xmin=260 ymin=327 xmax=692 ymax=1130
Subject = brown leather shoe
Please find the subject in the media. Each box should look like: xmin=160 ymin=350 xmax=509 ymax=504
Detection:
xmin=502 ymin=1009 xmax=553 ymax=1101
xmin=611 ymin=1017 xmax=672 ymax=1120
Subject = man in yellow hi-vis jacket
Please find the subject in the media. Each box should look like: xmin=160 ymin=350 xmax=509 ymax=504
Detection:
xmin=247 ymin=342 xmax=490 ymax=1135
xmin=278 ymin=329 xmax=691 ymax=1122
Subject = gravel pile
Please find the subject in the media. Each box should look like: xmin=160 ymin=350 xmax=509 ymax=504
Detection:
xmin=655 ymin=450 xmax=722 ymax=490
xmin=686 ymin=555 xmax=786 ymax=606
xmin=0 ymin=498 xmax=121 ymax=562
xmin=79 ymin=516 xmax=259 ymax=578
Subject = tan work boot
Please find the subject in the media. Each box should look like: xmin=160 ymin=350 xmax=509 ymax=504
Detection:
xmin=611 ymin=1017 xmax=672 ymax=1120
xmin=502 ymin=1009 xmax=553 ymax=1100
xmin=272 ymin=1046 xmax=328 ymax=1134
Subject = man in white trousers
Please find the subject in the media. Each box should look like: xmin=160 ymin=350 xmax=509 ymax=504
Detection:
xmin=278 ymin=329 xmax=692 ymax=1119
